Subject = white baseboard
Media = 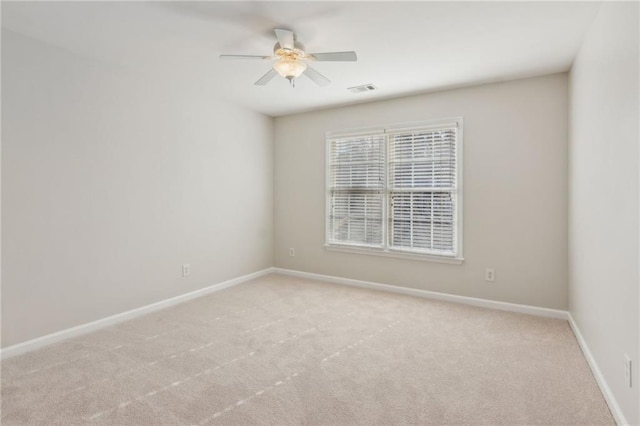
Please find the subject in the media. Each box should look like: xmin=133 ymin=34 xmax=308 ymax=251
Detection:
xmin=271 ymin=268 xmax=626 ymax=424
xmin=271 ymin=267 xmax=569 ymax=320
xmin=568 ymin=313 xmax=628 ymax=426
xmin=4 ymin=266 xmax=622 ymax=423
xmin=0 ymin=268 xmax=272 ymax=360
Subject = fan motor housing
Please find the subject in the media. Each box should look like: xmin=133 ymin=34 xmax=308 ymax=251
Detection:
xmin=274 ymin=41 xmax=306 ymax=59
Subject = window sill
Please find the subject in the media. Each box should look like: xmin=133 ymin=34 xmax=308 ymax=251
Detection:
xmin=323 ymin=244 xmax=464 ymax=264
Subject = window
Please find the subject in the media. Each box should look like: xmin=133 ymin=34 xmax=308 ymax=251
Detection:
xmin=326 ymin=118 xmax=463 ymax=262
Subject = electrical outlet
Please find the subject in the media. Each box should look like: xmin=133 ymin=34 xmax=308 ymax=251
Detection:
xmin=624 ymin=354 xmax=632 ymax=388
xmin=289 ymin=248 xmax=295 ymax=257
xmin=182 ymin=264 xmax=191 ymax=277
xmin=485 ymin=268 xmax=495 ymax=282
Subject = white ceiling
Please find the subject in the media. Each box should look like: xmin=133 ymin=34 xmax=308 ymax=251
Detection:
xmin=2 ymin=1 xmax=600 ymax=117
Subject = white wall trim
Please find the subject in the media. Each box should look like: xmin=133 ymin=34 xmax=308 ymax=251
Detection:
xmin=271 ymin=268 xmax=568 ymax=320
xmin=0 ymin=268 xmax=273 ymax=360
xmin=323 ymin=244 xmax=464 ymax=264
xmin=568 ymin=313 xmax=628 ymax=426
xmin=4 ymin=266 xmax=621 ymax=423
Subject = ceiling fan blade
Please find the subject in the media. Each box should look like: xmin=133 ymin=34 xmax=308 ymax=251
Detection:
xmin=308 ymin=51 xmax=357 ymax=62
xmin=220 ymin=55 xmax=271 ymax=60
xmin=303 ymin=65 xmax=331 ymax=87
xmin=255 ymin=69 xmax=278 ymax=86
xmin=274 ymin=28 xmax=294 ymax=50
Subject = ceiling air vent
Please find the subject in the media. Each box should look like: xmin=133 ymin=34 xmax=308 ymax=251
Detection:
xmin=348 ymin=84 xmax=377 ymax=94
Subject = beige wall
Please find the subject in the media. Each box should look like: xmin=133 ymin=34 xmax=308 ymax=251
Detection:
xmin=275 ymin=74 xmax=569 ymax=310
xmin=569 ymin=2 xmax=639 ymax=424
xmin=1 ymin=30 xmax=274 ymax=347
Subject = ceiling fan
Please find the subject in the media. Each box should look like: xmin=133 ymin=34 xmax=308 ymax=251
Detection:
xmin=220 ymin=28 xmax=357 ymax=87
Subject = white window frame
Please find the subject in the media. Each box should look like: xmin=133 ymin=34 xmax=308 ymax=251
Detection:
xmin=324 ymin=117 xmax=464 ymax=264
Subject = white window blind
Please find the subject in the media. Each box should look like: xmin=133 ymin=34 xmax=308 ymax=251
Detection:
xmin=328 ymin=135 xmax=385 ymax=247
xmin=388 ymin=127 xmax=457 ymax=255
xmin=326 ymin=119 xmax=462 ymax=261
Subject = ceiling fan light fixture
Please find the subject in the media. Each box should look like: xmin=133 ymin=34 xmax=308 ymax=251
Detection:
xmin=220 ymin=28 xmax=356 ymax=88
xmin=273 ymin=58 xmax=307 ymax=80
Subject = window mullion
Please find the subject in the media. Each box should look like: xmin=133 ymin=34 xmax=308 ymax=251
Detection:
xmin=430 ymin=192 xmax=434 ymax=251
xmin=384 ymin=132 xmax=390 ymax=251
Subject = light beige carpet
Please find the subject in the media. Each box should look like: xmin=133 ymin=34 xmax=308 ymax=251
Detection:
xmin=2 ymin=273 xmax=613 ymax=425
